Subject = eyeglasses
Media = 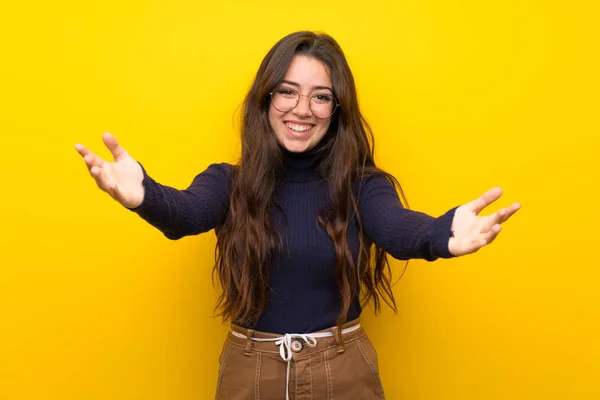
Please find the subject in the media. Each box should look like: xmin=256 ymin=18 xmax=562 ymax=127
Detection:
xmin=269 ymin=87 xmax=339 ymax=119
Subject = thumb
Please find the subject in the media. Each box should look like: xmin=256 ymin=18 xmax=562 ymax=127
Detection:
xmin=102 ymin=132 xmax=128 ymax=161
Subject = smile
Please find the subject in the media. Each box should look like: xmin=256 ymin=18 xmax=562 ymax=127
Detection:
xmin=285 ymin=122 xmax=313 ymax=133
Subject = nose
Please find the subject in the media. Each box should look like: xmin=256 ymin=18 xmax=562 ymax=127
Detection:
xmin=293 ymin=95 xmax=312 ymax=117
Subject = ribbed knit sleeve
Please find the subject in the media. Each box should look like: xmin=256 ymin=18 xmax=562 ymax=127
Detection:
xmin=129 ymin=163 xmax=232 ymax=240
xmin=358 ymin=174 xmax=458 ymax=261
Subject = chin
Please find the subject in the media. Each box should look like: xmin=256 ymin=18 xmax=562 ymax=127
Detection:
xmin=278 ymin=137 xmax=315 ymax=153
xmin=283 ymin=143 xmax=312 ymax=153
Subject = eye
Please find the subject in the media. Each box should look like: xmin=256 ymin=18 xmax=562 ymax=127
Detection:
xmin=313 ymin=94 xmax=334 ymax=103
xmin=275 ymin=88 xmax=297 ymax=97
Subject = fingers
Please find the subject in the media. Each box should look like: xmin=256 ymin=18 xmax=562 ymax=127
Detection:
xmin=489 ymin=202 xmax=521 ymax=226
xmin=468 ymin=187 xmax=503 ymax=215
xmin=89 ymin=164 xmax=120 ymax=198
xmin=463 ymin=209 xmax=516 ymax=255
xmin=453 ymin=223 xmax=501 ymax=256
xmin=479 ymin=224 xmax=502 ymax=245
xmin=451 ymin=192 xmax=520 ymax=256
xmin=102 ymin=132 xmax=128 ymax=161
xmin=476 ymin=202 xmax=519 ymax=242
xmin=75 ymin=141 xmax=118 ymax=196
xmin=89 ymin=165 xmax=111 ymax=192
xmin=75 ymin=143 xmax=105 ymax=173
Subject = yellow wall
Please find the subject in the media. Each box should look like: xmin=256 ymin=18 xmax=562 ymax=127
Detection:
xmin=1 ymin=0 xmax=598 ymax=398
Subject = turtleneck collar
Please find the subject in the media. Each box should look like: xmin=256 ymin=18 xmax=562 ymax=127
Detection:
xmin=280 ymin=137 xmax=328 ymax=182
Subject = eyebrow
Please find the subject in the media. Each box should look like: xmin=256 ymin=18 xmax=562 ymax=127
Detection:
xmin=280 ymin=80 xmax=333 ymax=93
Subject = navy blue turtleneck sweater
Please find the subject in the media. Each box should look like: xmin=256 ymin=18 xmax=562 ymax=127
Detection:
xmin=132 ymin=145 xmax=457 ymax=334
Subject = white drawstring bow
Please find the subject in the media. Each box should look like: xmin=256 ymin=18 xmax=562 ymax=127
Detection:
xmin=230 ymin=324 xmax=361 ymax=400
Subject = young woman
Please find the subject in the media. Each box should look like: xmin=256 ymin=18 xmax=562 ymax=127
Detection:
xmin=75 ymin=31 xmax=520 ymax=400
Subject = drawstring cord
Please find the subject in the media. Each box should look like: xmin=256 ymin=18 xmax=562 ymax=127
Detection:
xmin=231 ymin=324 xmax=361 ymax=400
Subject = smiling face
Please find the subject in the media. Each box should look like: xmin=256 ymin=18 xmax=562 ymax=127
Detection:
xmin=268 ymin=55 xmax=334 ymax=153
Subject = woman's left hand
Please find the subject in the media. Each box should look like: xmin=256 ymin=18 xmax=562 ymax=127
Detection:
xmin=448 ymin=187 xmax=521 ymax=256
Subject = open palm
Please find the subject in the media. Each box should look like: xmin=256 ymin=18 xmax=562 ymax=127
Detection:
xmin=448 ymin=187 xmax=521 ymax=256
xmin=74 ymin=132 xmax=144 ymax=209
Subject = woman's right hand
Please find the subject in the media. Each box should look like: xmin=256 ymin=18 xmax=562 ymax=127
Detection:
xmin=75 ymin=132 xmax=145 ymax=209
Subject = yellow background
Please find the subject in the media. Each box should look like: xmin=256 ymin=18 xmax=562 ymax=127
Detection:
xmin=1 ymin=0 xmax=599 ymax=398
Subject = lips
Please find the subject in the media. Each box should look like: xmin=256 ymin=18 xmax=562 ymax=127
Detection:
xmin=285 ymin=121 xmax=314 ymax=133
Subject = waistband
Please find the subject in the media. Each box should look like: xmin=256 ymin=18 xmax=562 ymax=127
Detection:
xmin=227 ymin=319 xmax=364 ymax=400
xmin=228 ymin=318 xmax=364 ymax=357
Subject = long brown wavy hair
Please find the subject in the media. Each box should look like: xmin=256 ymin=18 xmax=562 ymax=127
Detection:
xmin=213 ymin=31 xmax=408 ymax=329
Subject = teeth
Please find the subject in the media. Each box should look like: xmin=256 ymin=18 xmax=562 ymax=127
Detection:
xmin=285 ymin=122 xmax=312 ymax=132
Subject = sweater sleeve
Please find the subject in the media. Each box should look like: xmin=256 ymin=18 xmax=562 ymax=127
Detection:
xmin=358 ymin=174 xmax=458 ymax=261
xmin=128 ymin=163 xmax=232 ymax=240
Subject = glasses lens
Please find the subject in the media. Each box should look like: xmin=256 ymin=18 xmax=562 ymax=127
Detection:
xmin=310 ymin=94 xmax=336 ymax=118
xmin=272 ymin=88 xmax=298 ymax=112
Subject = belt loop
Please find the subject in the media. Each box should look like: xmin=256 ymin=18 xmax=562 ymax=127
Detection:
xmin=244 ymin=329 xmax=255 ymax=356
xmin=330 ymin=326 xmax=345 ymax=354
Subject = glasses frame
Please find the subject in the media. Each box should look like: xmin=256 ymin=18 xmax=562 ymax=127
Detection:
xmin=269 ymin=87 xmax=340 ymax=119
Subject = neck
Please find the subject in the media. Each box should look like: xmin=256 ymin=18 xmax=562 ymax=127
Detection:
xmin=280 ymin=139 xmax=327 ymax=182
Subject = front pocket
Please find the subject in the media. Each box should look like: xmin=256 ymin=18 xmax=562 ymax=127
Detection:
xmin=218 ymin=340 xmax=233 ymax=368
xmin=215 ymin=340 xmax=233 ymax=398
xmin=356 ymin=336 xmax=385 ymax=399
